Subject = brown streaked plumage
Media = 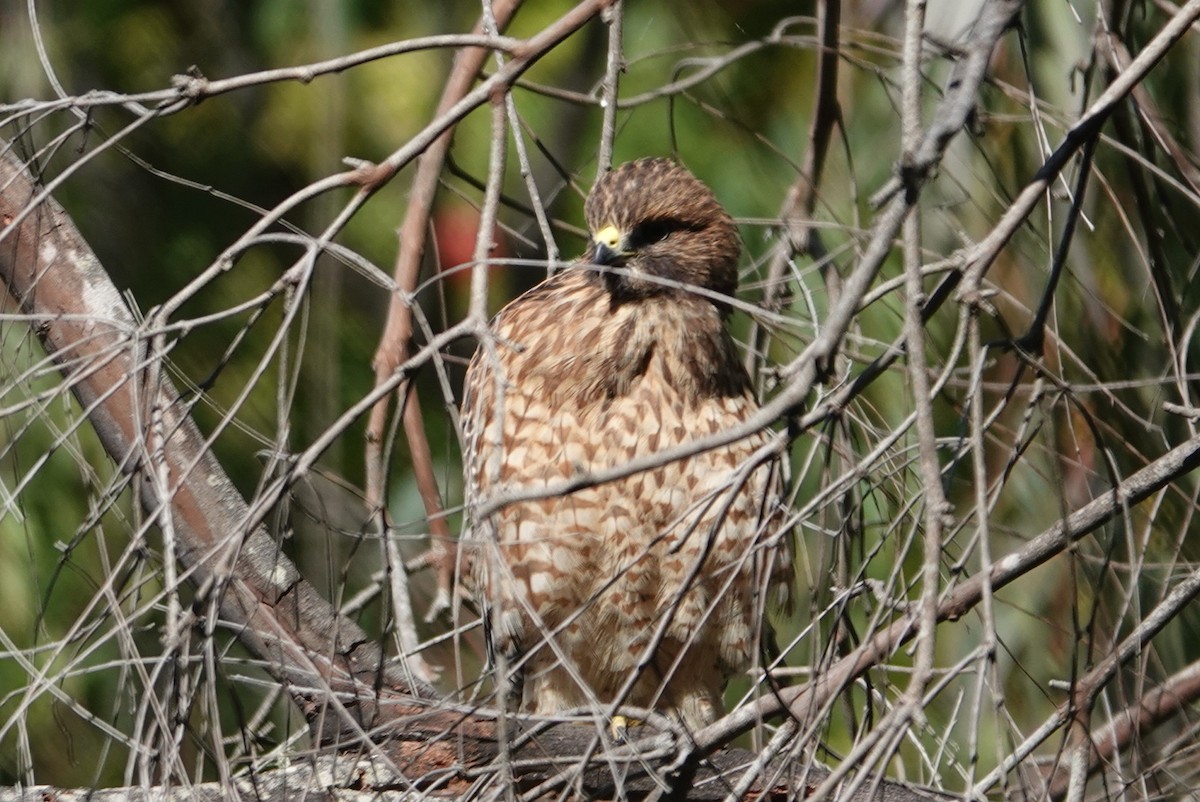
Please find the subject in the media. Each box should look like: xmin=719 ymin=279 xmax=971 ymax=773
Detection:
xmin=460 ymin=158 xmax=790 ymax=731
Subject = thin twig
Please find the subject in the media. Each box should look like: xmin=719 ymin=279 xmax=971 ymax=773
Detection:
xmin=957 ymin=0 xmax=1200 ymax=299
xmin=691 ymin=427 xmax=1200 ymax=755
xmin=747 ymin=3 xmax=841 ymax=377
xmin=596 ymin=1 xmax=623 ymax=175
xmin=1045 ymin=659 xmax=1200 ymax=800
xmin=971 ymin=562 xmax=1200 ymax=799
xmin=365 ymin=0 xmax=525 ymax=566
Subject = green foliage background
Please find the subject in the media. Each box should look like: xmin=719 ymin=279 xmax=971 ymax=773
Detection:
xmin=2 ymin=0 xmax=1200 ymax=795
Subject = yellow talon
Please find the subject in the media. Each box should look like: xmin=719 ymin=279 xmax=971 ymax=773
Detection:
xmin=610 ymin=715 xmax=641 ymax=742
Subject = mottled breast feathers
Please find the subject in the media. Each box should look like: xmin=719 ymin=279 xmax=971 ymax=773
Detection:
xmin=460 ymin=158 xmax=790 ymax=731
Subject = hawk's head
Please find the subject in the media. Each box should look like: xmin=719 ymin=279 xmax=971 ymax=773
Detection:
xmin=584 ymin=158 xmax=739 ymax=309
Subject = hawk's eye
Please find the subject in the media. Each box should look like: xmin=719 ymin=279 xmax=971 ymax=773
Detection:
xmin=629 ymin=219 xmax=680 ymax=248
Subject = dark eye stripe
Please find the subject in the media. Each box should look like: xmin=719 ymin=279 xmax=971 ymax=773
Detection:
xmin=628 ymin=218 xmax=698 ymax=249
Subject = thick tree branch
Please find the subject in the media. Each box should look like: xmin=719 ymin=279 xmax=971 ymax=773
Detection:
xmin=0 ymin=144 xmax=434 ymax=703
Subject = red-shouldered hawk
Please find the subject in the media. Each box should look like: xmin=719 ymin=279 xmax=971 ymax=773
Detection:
xmin=461 ymin=158 xmax=790 ymax=732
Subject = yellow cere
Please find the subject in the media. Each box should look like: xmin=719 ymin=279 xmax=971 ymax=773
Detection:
xmin=593 ymin=224 xmax=624 ymax=251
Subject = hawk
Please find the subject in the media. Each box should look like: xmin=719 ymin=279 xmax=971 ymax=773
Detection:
xmin=461 ymin=158 xmax=790 ymax=731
